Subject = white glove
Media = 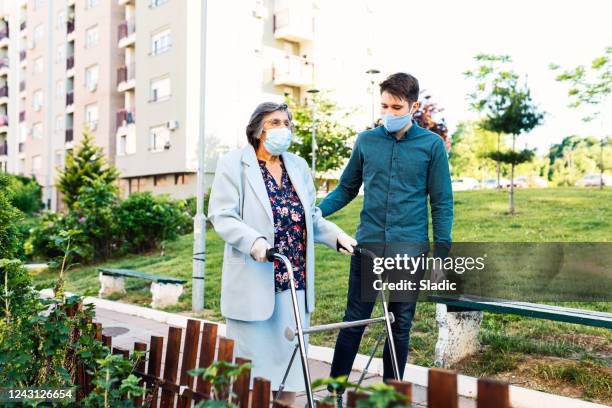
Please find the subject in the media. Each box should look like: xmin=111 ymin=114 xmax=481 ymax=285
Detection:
xmin=250 ymin=237 xmax=272 ymax=262
xmin=337 ymin=232 xmax=357 ymax=255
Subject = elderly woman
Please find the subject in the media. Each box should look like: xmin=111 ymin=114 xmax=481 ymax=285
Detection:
xmin=208 ymin=102 xmax=356 ymax=402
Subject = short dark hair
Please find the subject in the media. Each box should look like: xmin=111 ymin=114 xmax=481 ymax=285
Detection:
xmin=380 ymin=73 xmax=419 ymax=103
xmin=246 ymin=102 xmax=293 ymax=150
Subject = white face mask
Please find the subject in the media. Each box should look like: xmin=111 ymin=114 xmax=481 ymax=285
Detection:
xmin=263 ymin=128 xmax=293 ymax=155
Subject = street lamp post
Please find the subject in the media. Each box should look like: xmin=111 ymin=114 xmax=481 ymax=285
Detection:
xmin=307 ymin=88 xmax=319 ymax=181
xmin=192 ymin=0 xmax=208 ymax=312
xmin=366 ymin=69 xmax=380 ymax=127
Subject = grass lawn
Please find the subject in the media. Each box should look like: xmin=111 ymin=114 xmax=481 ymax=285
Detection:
xmin=31 ymin=187 xmax=612 ymax=403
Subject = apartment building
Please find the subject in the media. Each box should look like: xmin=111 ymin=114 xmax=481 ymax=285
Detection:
xmin=1 ymin=0 xmax=316 ymax=208
xmin=0 ymin=0 xmax=123 ymax=210
xmin=114 ymin=0 xmax=315 ymax=199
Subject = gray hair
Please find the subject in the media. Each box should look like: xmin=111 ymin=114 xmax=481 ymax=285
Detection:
xmin=246 ymin=102 xmax=293 ymax=149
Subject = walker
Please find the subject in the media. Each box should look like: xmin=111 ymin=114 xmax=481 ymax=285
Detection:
xmin=266 ymin=244 xmax=400 ymax=408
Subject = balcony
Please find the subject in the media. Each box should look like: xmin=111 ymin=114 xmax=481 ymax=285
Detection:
xmin=65 ymin=128 xmax=74 ymax=143
xmin=20 ymin=21 xmax=26 ymax=31
xmin=67 ymin=19 xmax=75 ymax=35
xmin=0 ymin=57 xmax=8 ymax=70
xmin=66 ymin=90 xmax=74 ymax=106
xmin=0 ymin=115 xmax=7 ymax=126
xmin=116 ymin=108 xmax=135 ymax=129
xmin=272 ymin=55 xmax=314 ymax=88
xmin=0 ymin=86 xmax=7 ymax=98
xmin=118 ymin=20 xmax=136 ymax=47
xmin=0 ymin=140 xmax=7 ymax=156
xmin=116 ymin=63 xmax=135 ymax=91
xmin=273 ymin=8 xmax=314 ymax=43
xmin=66 ymin=55 xmax=74 ymax=70
xmin=19 ymin=49 xmax=26 ymax=61
xmin=118 ymin=0 xmax=133 ymax=4
xmin=0 ymin=30 xmax=9 ymax=47
xmin=19 ymin=110 xmax=25 ymax=122
xmin=19 ymin=80 xmax=25 ymax=93
xmin=18 ymin=142 xmax=24 ymax=153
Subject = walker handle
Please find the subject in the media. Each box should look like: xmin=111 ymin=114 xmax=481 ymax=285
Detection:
xmin=265 ymin=248 xmax=277 ymax=262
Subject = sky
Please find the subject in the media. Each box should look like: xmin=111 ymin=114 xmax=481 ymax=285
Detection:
xmin=315 ymin=0 xmax=611 ymax=154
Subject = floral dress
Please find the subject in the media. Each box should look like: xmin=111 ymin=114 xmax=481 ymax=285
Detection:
xmin=258 ymin=159 xmax=307 ymax=292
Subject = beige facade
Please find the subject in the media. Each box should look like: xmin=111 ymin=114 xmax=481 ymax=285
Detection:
xmin=1 ymin=0 xmax=316 ymax=207
xmin=0 ymin=0 xmax=123 ymax=210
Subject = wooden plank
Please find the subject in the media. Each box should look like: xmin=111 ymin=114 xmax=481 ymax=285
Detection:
xmin=98 ymin=268 xmax=186 ymax=284
xmin=252 ymin=377 xmax=271 ymax=408
xmin=160 ymin=326 xmax=183 ymax=408
xmin=133 ymin=342 xmax=147 ymax=407
xmin=112 ymin=347 xmax=129 ymax=359
xmin=428 ymin=368 xmax=457 ymax=408
xmin=180 ymin=319 xmax=201 ymax=388
xmin=429 ymin=295 xmax=612 ymax=328
xmin=147 ymin=336 xmax=164 ymax=408
xmin=232 ymin=357 xmax=251 ymax=408
xmin=477 ymin=378 xmax=510 ymax=408
xmin=387 ymin=379 xmax=412 ymax=406
xmin=102 ymin=335 xmax=112 ymax=349
xmin=346 ymin=390 xmax=368 ymax=407
xmin=216 ymin=337 xmax=235 ymax=400
xmin=196 ymin=323 xmax=217 ymax=395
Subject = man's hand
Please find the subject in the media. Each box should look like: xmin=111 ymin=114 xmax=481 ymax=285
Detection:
xmin=250 ymin=237 xmax=272 ymax=262
xmin=337 ymin=232 xmax=357 ymax=255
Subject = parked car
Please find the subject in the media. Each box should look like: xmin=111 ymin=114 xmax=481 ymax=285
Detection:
xmin=452 ymin=177 xmax=480 ymax=191
xmin=481 ymin=178 xmax=510 ymax=189
xmin=576 ymin=174 xmax=612 ymax=187
xmin=512 ymin=177 xmax=529 ymax=188
xmin=515 ymin=176 xmax=548 ymax=188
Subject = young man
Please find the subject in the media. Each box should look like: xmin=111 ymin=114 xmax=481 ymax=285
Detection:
xmin=318 ymin=72 xmax=453 ymax=403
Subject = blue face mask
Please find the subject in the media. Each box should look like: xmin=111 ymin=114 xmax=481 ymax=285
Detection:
xmin=382 ymin=111 xmax=413 ymax=133
xmin=263 ymin=127 xmax=293 ymax=155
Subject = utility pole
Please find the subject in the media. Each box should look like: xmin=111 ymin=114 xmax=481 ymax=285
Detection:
xmin=192 ymin=0 xmax=208 ymax=312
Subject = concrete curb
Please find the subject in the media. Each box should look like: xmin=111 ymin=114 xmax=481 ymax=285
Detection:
xmin=41 ymin=290 xmax=607 ymax=408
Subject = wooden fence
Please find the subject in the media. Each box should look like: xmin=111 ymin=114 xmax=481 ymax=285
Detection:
xmin=67 ymin=303 xmax=511 ymax=407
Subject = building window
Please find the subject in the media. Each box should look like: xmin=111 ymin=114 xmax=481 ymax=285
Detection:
xmin=85 ymin=65 xmax=99 ymax=91
xmin=150 ymin=76 xmax=170 ymax=102
xmin=150 ymin=0 xmax=169 ymax=8
xmin=57 ymin=11 xmax=65 ymax=29
xmin=85 ymin=104 xmax=98 ymax=131
xmin=32 ymin=155 xmax=42 ymax=174
xmin=149 ymin=125 xmax=170 ymax=152
xmin=34 ymin=24 xmax=44 ymax=47
xmin=19 ymin=123 xmax=28 ymax=142
xmin=32 ymin=122 xmax=43 ymax=139
xmin=85 ymin=25 xmax=99 ymax=49
xmin=19 ymin=158 xmax=26 ymax=175
xmin=55 ymin=150 xmax=63 ymax=166
xmin=56 ymin=44 xmax=65 ymax=64
xmin=85 ymin=0 xmax=99 ymax=10
xmin=118 ymin=134 xmax=127 ymax=156
xmin=33 ymin=90 xmax=43 ymax=111
xmin=34 ymin=0 xmax=45 ymax=10
xmin=34 ymin=57 xmax=43 ymax=74
xmin=55 ymin=115 xmax=64 ymax=131
xmin=56 ymin=79 xmax=64 ymax=98
xmin=151 ymin=28 xmax=171 ymax=55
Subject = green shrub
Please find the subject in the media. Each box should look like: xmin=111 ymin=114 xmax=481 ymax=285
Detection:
xmin=0 ymin=174 xmax=25 ymax=260
xmin=6 ymin=174 xmax=44 ymax=215
xmin=115 ymin=192 xmax=192 ymax=255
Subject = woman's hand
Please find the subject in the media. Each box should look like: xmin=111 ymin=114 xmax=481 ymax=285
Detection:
xmin=337 ymin=232 xmax=357 ymax=255
xmin=250 ymin=237 xmax=272 ymax=262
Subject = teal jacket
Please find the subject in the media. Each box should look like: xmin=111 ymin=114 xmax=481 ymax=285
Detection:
xmin=318 ymin=121 xmax=453 ymax=253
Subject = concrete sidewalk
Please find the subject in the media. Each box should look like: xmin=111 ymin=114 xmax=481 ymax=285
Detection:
xmin=94 ymin=307 xmax=476 ymax=407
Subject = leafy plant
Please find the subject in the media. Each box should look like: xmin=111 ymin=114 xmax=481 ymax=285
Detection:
xmin=312 ymin=376 xmax=410 ymax=408
xmin=188 ymin=360 xmax=252 ymax=408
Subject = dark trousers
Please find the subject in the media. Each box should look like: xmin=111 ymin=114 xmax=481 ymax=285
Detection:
xmin=329 ymin=254 xmax=418 ymax=387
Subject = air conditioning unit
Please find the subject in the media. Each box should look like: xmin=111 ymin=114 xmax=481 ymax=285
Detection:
xmin=166 ymin=120 xmax=178 ymax=130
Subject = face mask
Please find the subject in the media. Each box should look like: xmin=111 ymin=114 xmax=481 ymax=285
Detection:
xmin=263 ymin=127 xmax=292 ymax=155
xmin=382 ymin=111 xmax=413 ymax=133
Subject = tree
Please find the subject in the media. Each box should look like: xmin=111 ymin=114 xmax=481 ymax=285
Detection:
xmin=551 ymin=46 xmax=611 ymax=189
xmin=287 ymin=94 xmax=354 ymax=184
xmin=465 ymin=54 xmax=544 ymax=214
xmin=449 ymin=121 xmax=499 ymax=179
xmin=56 ymin=133 xmax=119 ymax=209
xmin=413 ymin=94 xmax=450 ymax=151
xmin=547 ymin=135 xmax=611 ymax=186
